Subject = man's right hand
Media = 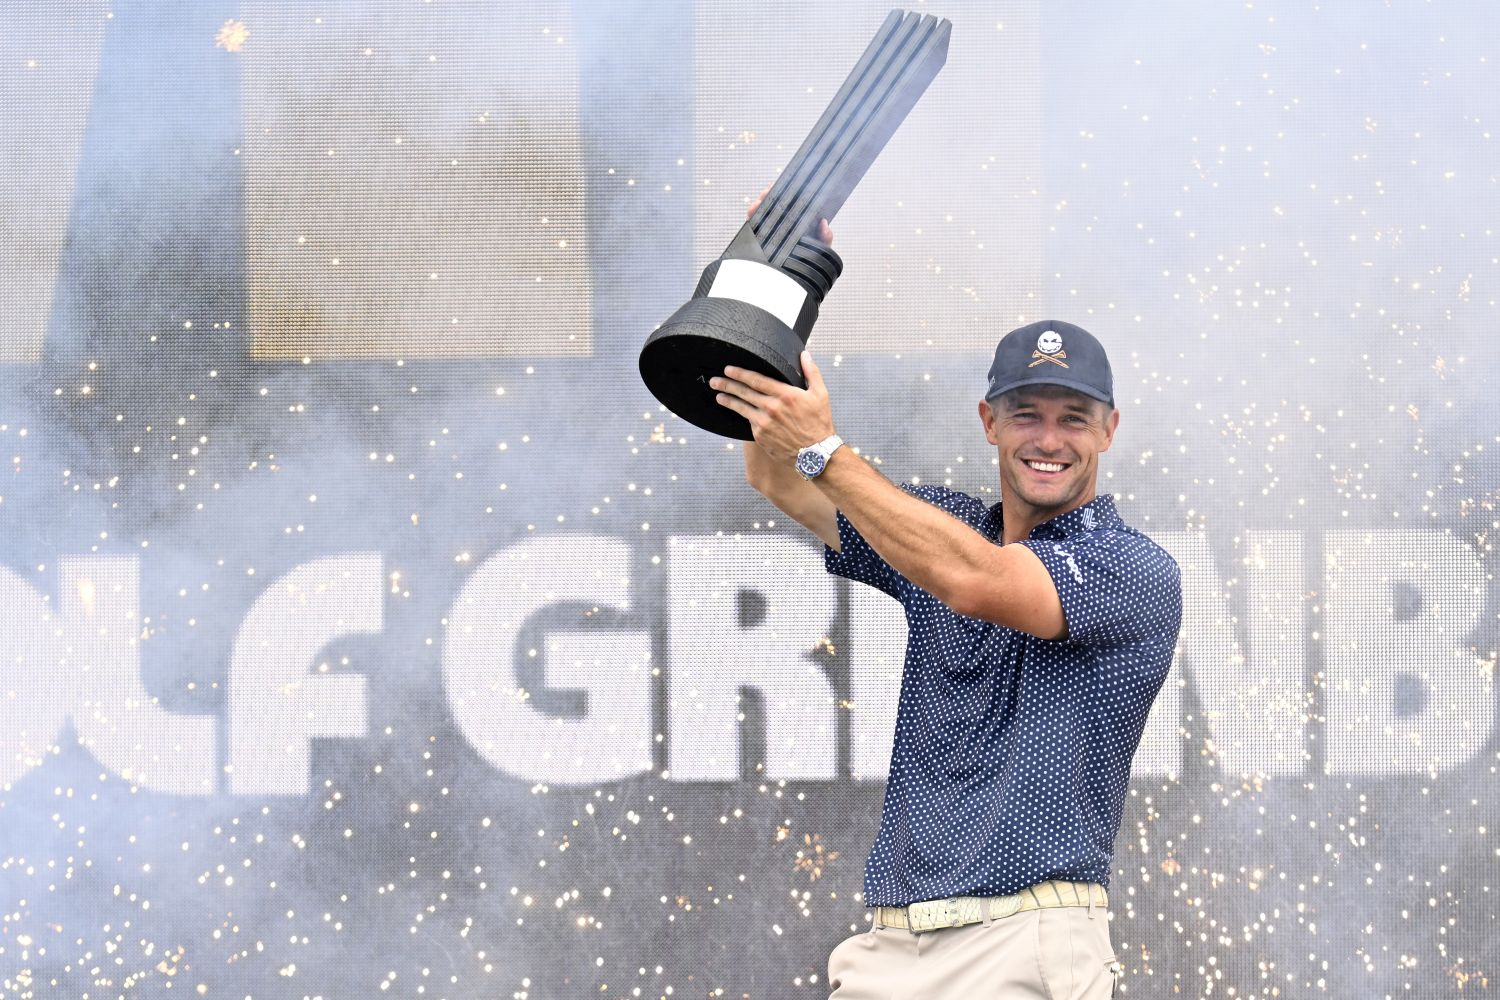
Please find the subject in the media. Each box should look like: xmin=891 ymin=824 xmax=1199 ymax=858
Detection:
xmin=737 ymin=185 xmax=841 ymax=550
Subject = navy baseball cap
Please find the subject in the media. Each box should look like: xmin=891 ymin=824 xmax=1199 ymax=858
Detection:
xmin=984 ymin=319 xmax=1114 ymax=406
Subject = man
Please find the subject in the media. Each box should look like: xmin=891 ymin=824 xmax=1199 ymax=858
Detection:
xmin=710 ymin=306 xmax=1182 ymax=997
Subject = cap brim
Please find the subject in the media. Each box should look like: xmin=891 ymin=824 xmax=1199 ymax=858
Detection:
xmin=985 ymin=374 xmax=1113 ymax=405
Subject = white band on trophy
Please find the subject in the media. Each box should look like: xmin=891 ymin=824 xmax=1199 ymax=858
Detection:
xmin=705 ymin=259 xmax=810 ymax=330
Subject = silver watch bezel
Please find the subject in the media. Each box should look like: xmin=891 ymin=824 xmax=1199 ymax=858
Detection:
xmin=795 ymin=434 xmax=843 ymax=480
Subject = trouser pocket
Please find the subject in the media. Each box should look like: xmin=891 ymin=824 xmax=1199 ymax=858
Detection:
xmin=1037 ymin=907 xmax=1118 ymax=1000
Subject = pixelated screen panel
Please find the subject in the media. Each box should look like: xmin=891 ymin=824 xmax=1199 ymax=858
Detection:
xmin=241 ymin=1 xmax=591 ymax=359
xmin=0 ymin=2 xmax=106 ymax=363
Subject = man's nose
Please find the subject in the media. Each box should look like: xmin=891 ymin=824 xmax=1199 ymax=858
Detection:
xmin=1032 ymin=419 xmax=1065 ymax=453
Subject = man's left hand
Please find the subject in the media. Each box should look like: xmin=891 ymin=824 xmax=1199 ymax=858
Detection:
xmin=710 ymin=351 xmax=835 ymax=464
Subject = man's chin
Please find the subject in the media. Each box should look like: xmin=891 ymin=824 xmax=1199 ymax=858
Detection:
xmin=1013 ymin=480 xmax=1084 ymax=515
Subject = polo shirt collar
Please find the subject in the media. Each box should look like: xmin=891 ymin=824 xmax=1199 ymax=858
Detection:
xmin=983 ymin=493 xmax=1122 ymax=541
xmin=1028 ymin=493 xmax=1121 ymax=540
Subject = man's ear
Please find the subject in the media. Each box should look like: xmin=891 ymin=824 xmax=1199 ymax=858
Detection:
xmin=979 ymin=398 xmax=999 ymax=445
xmin=1099 ymin=406 xmax=1121 ymax=452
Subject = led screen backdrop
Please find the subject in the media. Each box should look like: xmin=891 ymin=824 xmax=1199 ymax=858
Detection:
xmin=1 ymin=2 xmax=1497 ymax=997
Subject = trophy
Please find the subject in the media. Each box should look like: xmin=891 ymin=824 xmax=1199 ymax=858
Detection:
xmin=638 ymin=10 xmax=952 ymax=440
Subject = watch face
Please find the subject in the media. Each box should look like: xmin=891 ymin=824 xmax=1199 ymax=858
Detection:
xmin=796 ymin=450 xmax=825 ymax=477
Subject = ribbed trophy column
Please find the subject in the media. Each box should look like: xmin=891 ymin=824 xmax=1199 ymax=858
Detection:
xmin=639 ymin=10 xmax=951 ymax=440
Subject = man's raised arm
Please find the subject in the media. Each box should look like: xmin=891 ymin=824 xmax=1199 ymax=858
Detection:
xmin=742 ymin=440 xmax=841 ymax=551
xmin=736 ymin=186 xmax=841 ymax=551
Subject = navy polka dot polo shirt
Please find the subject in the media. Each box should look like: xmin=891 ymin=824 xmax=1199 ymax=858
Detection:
xmin=825 ymin=487 xmax=1182 ymax=907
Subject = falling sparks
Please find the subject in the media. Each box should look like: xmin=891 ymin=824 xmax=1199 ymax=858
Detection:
xmin=793 ymin=834 xmax=838 ymax=882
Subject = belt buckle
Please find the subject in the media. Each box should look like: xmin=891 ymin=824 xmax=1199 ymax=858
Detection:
xmin=943 ymin=897 xmax=962 ymax=928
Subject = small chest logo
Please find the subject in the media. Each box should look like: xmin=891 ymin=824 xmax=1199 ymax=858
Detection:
xmin=1029 ymin=330 xmax=1069 ymax=368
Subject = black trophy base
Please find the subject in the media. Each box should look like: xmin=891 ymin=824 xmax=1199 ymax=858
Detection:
xmin=638 ymin=295 xmax=807 ymax=441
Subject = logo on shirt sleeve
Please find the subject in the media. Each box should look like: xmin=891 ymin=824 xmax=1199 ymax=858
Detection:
xmin=1053 ymin=544 xmax=1084 ymax=583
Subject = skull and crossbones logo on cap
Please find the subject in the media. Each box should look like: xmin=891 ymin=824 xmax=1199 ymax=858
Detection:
xmin=1029 ymin=330 xmax=1069 ymax=367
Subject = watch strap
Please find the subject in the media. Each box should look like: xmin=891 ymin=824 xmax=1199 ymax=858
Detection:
xmin=797 ymin=433 xmax=845 ymax=479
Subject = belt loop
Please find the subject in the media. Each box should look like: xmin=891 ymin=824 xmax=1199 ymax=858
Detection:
xmin=1087 ymin=885 xmax=1097 ymax=919
xmin=872 ymin=908 xmax=886 ymax=932
xmin=982 ymin=897 xmax=994 ymax=927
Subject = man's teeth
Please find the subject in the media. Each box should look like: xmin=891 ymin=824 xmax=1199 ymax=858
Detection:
xmin=1026 ymin=460 xmax=1066 ymax=472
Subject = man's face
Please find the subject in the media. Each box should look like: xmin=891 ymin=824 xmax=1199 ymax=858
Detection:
xmin=980 ymin=385 xmax=1119 ymax=519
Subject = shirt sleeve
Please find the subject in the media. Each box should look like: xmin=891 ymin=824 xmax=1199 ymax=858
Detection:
xmin=1020 ymin=529 xmax=1182 ymax=646
xmin=823 ymin=484 xmax=991 ymax=600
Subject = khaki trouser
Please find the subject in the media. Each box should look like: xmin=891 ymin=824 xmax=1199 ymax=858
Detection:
xmin=827 ymin=899 xmax=1118 ymax=998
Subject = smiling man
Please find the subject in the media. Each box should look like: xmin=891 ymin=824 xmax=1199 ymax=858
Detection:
xmin=711 ymin=319 xmax=1182 ymax=999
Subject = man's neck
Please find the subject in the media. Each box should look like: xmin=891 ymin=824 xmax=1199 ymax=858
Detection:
xmin=998 ymin=485 xmax=1098 ymax=545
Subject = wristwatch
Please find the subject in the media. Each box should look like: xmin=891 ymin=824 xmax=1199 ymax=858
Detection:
xmin=795 ymin=433 xmax=845 ymax=480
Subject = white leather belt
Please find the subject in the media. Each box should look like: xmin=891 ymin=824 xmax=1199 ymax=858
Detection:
xmin=875 ymin=880 xmax=1107 ymax=932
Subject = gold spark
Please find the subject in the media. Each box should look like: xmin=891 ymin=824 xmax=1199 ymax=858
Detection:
xmin=76 ymin=576 xmax=97 ymax=615
xmin=1451 ymin=964 xmax=1490 ymax=989
xmin=216 ymin=20 xmax=250 ymax=52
